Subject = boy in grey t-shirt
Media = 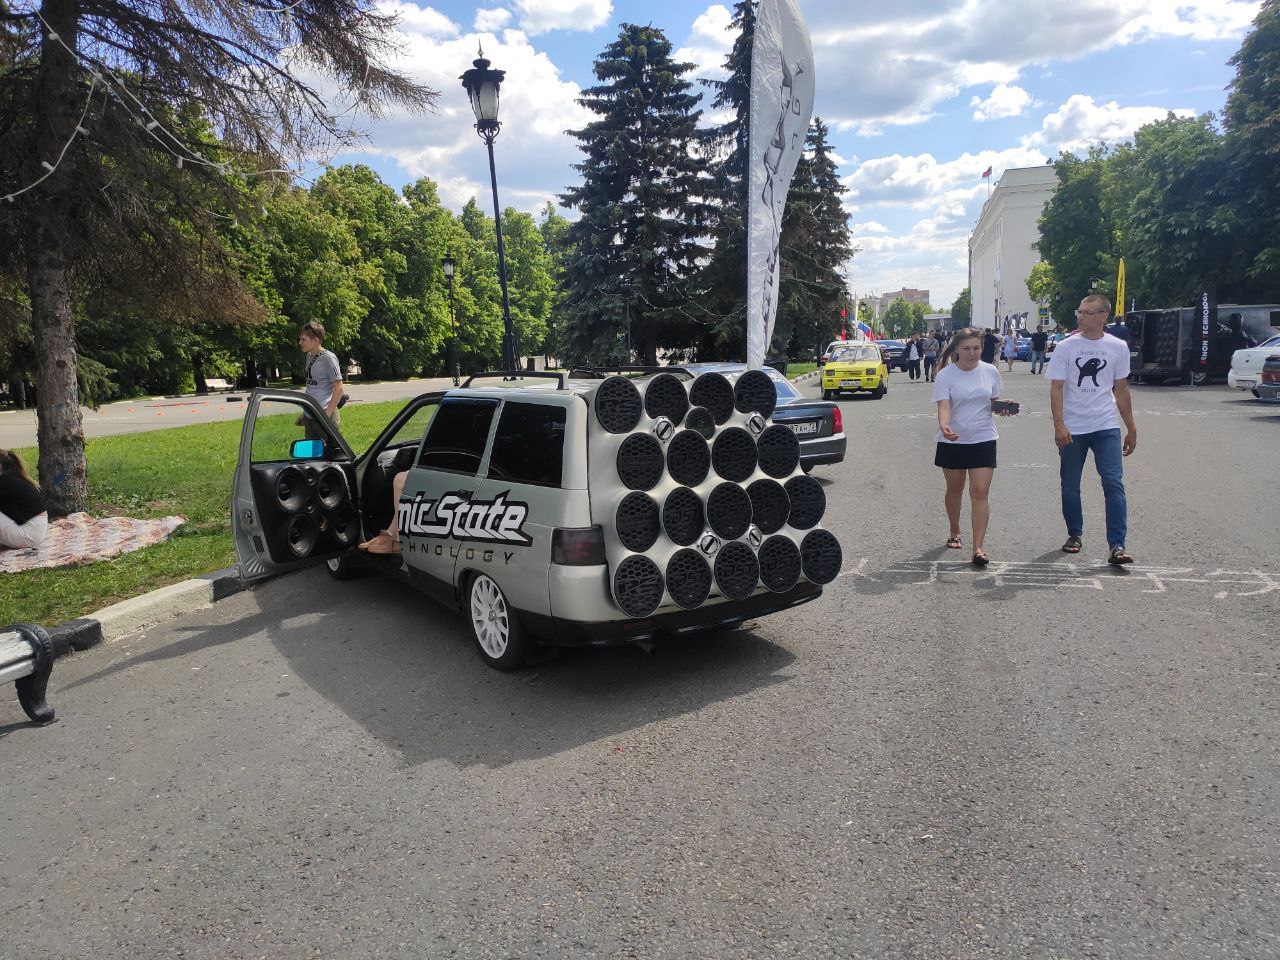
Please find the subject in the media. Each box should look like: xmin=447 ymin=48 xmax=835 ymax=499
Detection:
xmin=298 ymin=322 xmax=344 ymax=434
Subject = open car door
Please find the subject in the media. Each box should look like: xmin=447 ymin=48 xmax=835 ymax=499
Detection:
xmin=232 ymin=388 xmax=359 ymax=582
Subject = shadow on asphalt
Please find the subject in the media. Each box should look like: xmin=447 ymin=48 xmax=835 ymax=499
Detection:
xmin=69 ymin=572 xmax=797 ymax=770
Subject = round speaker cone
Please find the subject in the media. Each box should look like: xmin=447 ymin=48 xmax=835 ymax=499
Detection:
xmin=758 ymin=535 xmax=802 ymax=593
xmin=665 ymin=548 xmax=713 ymax=609
xmin=616 ymin=433 xmax=664 ymax=491
xmin=663 ymin=487 xmax=704 ymax=546
xmin=275 ymin=466 xmax=304 ymax=514
xmin=733 ymin=369 xmax=778 ymax=417
xmin=711 ymin=427 xmax=758 ymax=483
xmin=316 ymin=465 xmax=347 ymax=510
xmin=706 ymin=482 xmax=752 ymax=541
xmin=714 ymin=541 xmax=760 ymax=600
xmin=331 ymin=506 xmax=359 ymax=547
xmin=302 ymin=495 xmax=318 ymax=516
xmin=689 ymin=373 xmax=735 ymax=425
xmin=666 ymin=430 xmax=710 ymax=487
xmin=801 ymin=529 xmax=842 ymax=584
xmin=594 ymin=375 xmax=643 ymax=433
xmin=684 ymin=406 xmax=715 ymax=439
xmin=615 ymin=492 xmax=661 ymax=552
xmin=756 ymin=424 xmax=801 ymax=478
xmin=644 ymin=373 xmax=690 ymax=425
xmin=613 ymin=554 xmax=664 ymax=619
xmin=285 ymin=515 xmax=317 ymax=558
xmin=784 ymin=475 xmax=826 ymax=529
xmin=746 ymin=478 xmax=790 ymax=534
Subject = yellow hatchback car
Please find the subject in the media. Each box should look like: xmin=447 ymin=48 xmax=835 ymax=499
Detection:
xmin=821 ymin=343 xmax=889 ymax=400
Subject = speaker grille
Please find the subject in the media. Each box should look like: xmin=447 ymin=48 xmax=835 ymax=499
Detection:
xmin=746 ymin=478 xmax=790 ymax=534
xmin=666 ymin=548 xmax=713 ymax=609
xmin=617 ymin=434 xmax=664 ymax=491
xmin=285 ymin=515 xmax=317 ymax=558
xmin=801 ymin=529 xmax=842 ymax=584
xmin=644 ymin=373 xmax=690 ymax=425
xmin=594 ymin=375 xmax=643 ymax=433
xmin=316 ymin=465 xmax=347 ymax=510
xmin=616 ymin=492 xmax=661 ymax=552
xmin=711 ymin=427 xmax=758 ymax=482
xmin=666 ymin=430 xmax=710 ymax=487
xmin=784 ymin=475 xmax=826 ymax=529
xmin=689 ymin=373 xmax=735 ymax=425
xmin=707 ymin=482 xmax=752 ymax=540
xmin=663 ymin=487 xmax=704 ymax=546
xmin=275 ymin=466 xmax=304 ymax=514
xmin=330 ymin=506 xmax=359 ymax=546
xmin=714 ymin=541 xmax=760 ymax=600
xmin=756 ymin=424 xmax=801 ymax=479
xmin=734 ymin=369 xmax=778 ymax=417
xmin=759 ymin=535 xmax=802 ymax=593
xmin=613 ymin=554 xmax=664 ymax=619
xmin=684 ymin=405 xmax=715 ymax=439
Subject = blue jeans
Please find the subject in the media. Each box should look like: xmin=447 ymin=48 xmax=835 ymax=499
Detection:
xmin=1059 ymin=428 xmax=1127 ymax=548
xmin=1030 ymin=350 xmax=1046 ymax=373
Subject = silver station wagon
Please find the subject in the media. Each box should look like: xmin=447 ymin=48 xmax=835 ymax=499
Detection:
xmin=232 ymin=368 xmax=842 ymax=669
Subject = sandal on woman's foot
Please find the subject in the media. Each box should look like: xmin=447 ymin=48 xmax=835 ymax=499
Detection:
xmin=972 ymin=550 xmax=990 ymax=567
xmin=1061 ymin=536 xmax=1082 ymax=554
xmin=946 ymin=536 xmax=962 ymax=549
xmin=1108 ymin=547 xmax=1134 ymax=565
xmin=359 ymin=532 xmax=391 ymax=552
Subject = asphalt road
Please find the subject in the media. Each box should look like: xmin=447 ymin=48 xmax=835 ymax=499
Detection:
xmin=4 ymin=367 xmax=1279 ymax=959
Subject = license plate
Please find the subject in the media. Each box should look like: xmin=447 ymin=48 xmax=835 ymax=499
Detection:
xmin=840 ymin=380 xmax=858 ymax=387
xmin=787 ymin=420 xmax=819 ymax=436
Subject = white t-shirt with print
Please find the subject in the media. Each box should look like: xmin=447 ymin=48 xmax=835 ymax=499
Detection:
xmin=1045 ymin=332 xmax=1130 ymax=435
xmin=932 ymin=361 xmax=1003 ymax=444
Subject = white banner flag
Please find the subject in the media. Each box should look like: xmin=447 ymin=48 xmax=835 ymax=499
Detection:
xmin=747 ymin=0 xmax=815 ymax=368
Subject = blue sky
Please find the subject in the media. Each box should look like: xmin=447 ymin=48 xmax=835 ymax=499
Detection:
xmin=329 ymin=0 xmax=1260 ymax=310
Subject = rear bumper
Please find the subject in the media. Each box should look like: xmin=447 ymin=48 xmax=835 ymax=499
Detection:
xmin=1228 ymin=370 xmax=1257 ymax=389
xmin=800 ymin=433 xmax=846 ymax=466
xmin=1256 ymin=382 xmax=1280 ymax=402
xmin=523 ymin=581 xmax=823 ymax=647
xmin=821 ymin=376 xmax=882 ymax=391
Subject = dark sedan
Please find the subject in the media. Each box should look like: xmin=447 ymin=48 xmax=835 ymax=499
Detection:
xmin=877 ymin=339 xmax=907 ymax=370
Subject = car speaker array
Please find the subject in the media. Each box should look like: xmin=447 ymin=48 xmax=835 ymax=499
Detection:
xmin=262 ymin=461 xmax=356 ymax=562
xmin=591 ymin=368 xmax=841 ymax=620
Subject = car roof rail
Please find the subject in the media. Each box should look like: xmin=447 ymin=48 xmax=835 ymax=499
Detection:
xmin=461 ymin=370 xmax=568 ymax=389
xmin=566 ymin=365 xmax=694 ymax=379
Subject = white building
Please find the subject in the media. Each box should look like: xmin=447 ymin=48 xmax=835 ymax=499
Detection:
xmin=969 ymin=166 xmax=1059 ymax=332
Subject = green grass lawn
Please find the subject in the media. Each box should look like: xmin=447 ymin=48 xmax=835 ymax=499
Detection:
xmin=2 ymin=397 xmax=417 ymax=628
xmin=786 ymin=362 xmax=818 ymax=379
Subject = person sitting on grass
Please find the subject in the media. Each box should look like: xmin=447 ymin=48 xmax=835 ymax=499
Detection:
xmin=0 ymin=449 xmax=49 ymax=550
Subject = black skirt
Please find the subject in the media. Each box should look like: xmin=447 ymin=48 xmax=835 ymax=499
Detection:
xmin=935 ymin=440 xmax=997 ymax=470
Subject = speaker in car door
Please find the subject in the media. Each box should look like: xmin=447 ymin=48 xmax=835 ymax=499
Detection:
xmin=330 ymin=505 xmax=360 ymax=547
xmin=275 ymin=465 xmax=305 ymax=514
xmin=285 ymin=515 xmax=318 ymax=558
xmin=315 ymin=465 xmax=348 ymax=510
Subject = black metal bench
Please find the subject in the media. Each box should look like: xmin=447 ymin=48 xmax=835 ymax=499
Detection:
xmin=2 ymin=624 xmax=56 ymax=725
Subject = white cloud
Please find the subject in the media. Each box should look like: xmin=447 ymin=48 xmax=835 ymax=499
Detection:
xmin=514 ymin=0 xmax=612 ymax=35
xmin=850 ymin=221 xmax=890 ymax=234
xmin=473 ymin=8 xmax=512 ymax=32
xmin=971 ymin=83 xmax=1034 ymax=121
xmin=842 ymin=145 xmax=1048 ymax=208
xmin=674 ymin=4 xmax=734 ymax=81
xmin=379 ymin=1 xmax=458 ymax=37
xmin=1028 ymin=94 xmax=1195 ymax=152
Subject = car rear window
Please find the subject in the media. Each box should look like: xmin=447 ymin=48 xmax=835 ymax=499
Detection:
xmin=418 ymin=398 xmax=498 ymax=475
xmin=487 ymin=401 xmax=567 ymax=488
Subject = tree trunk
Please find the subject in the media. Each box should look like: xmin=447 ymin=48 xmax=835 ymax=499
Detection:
xmin=193 ymin=353 xmax=208 ymax=394
xmin=26 ymin=0 xmax=86 ymax=517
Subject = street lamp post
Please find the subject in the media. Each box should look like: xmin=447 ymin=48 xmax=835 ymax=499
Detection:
xmin=460 ymin=49 xmax=518 ymax=374
xmin=442 ymin=251 xmax=459 ymax=386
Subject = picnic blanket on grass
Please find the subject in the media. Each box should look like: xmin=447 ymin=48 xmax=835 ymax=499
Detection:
xmin=0 ymin=512 xmax=186 ymax=573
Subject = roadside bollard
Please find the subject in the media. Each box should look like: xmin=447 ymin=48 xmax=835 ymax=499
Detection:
xmin=1 ymin=624 xmax=56 ymax=725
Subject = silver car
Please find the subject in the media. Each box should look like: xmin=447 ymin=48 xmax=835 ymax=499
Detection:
xmin=232 ymin=369 xmax=841 ymax=669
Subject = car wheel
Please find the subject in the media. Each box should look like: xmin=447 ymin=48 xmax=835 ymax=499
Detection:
xmin=467 ymin=573 xmax=531 ymax=671
xmin=822 ymin=389 xmax=833 ymax=401
xmin=872 ymin=382 xmax=886 ymax=399
xmin=325 ymin=554 xmax=362 ymax=580
xmin=801 ymin=464 xmax=814 ymax=474
xmin=1252 ymin=387 xmax=1261 ymax=399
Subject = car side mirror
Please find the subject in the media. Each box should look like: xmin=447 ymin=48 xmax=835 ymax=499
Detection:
xmin=290 ymin=438 xmax=325 ymax=460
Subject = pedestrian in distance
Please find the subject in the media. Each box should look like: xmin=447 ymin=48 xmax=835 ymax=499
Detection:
xmin=903 ymin=334 xmax=922 ymax=381
xmin=1030 ymin=325 xmax=1049 ymax=374
xmin=297 ymin=322 xmax=345 ymax=439
xmin=981 ymin=328 xmax=1000 ymax=364
xmin=932 ymin=327 xmax=1015 ymax=567
xmin=1048 ymin=293 xmax=1137 ymax=565
xmin=921 ymin=331 xmax=941 ymax=382
xmin=1001 ymin=328 xmax=1019 ymax=372
xmin=0 ymin=449 xmax=48 ymax=550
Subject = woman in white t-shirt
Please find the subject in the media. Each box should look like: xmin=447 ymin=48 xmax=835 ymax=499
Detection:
xmin=931 ymin=327 xmax=1011 ymax=566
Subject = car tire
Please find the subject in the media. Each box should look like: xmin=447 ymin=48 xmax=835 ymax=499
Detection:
xmin=872 ymin=382 xmax=886 ymax=399
xmin=802 ymin=464 xmax=814 ymax=474
xmin=325 ymin=553 xmax=362 ymax=580
xmin=467 ymin=573 xmax=531 ymax=671
xmin=822 ymin=389 xmax=833 ymax=401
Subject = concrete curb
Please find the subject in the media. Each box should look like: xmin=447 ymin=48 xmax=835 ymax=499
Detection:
xmin=43 ymin=566 xmax=245 ymax=659
xmin=790 ymin=370 xmax=821 ymax=384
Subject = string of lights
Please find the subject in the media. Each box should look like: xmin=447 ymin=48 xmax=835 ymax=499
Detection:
xmin=2 ymin=75 xmax=100 ymax=203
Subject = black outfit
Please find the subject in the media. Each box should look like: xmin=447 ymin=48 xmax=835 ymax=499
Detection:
xmin=981 ymin=333 xmax=999 ymax=364
xmin=904 ymin=342 xmax=921 ymax=380
xmin=1030 ymin=331 xmax=1049 ymax=351
xmin=1104 ymin=322 xmax=1131 ymax=346
xmin=934 ymin=439 xmax=998 ymax=470
xmin=0 ymin=471 xmax=46 ymax=525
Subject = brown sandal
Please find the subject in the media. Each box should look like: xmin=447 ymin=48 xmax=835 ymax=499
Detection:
xmin=946 ymin=536 xmax=962 ymax=549
xmin=972 ymin=549 xmax=990 ymax=567
xmin=1062 ymin=536 xmax=1082 ymax=554
xmin=1108 ymin=547 xmax=1134 ymax=565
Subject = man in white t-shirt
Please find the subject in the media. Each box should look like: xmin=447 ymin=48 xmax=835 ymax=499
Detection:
xmin=1047 ymin=293 xmax=1137 ymax=564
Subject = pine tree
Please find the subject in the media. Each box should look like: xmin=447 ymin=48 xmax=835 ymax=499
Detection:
xmin=558 ymin=24 xmax=711 ymax=366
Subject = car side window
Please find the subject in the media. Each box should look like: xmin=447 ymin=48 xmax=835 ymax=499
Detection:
xmin=487 ymin=402 xmax=566 ymax=488
xmin=418 ymin=398 xmax=498 ymax=475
